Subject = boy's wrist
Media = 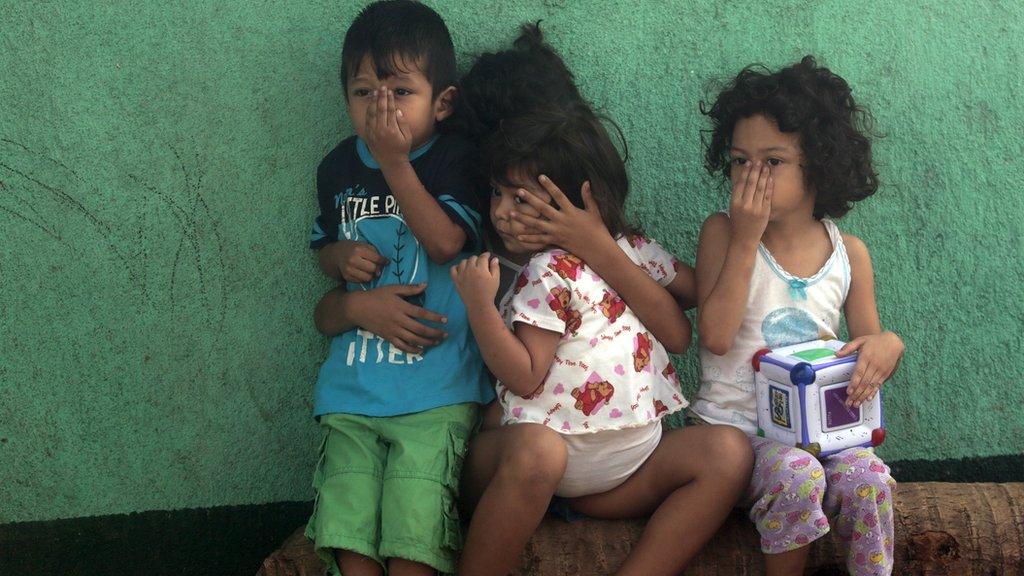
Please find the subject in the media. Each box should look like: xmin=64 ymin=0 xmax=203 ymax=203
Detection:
xmin=377 ymin=155 xmax=412 ymax=175
xmin=340 ymin=290 xmax=367 ymax=324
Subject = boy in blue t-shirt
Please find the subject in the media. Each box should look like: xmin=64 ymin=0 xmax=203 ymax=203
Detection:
xmin=305 ymin=2 xmax=492 ymax=574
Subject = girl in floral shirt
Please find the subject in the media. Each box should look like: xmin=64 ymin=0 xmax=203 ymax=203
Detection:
xmin=450 ymin=106 xmax=754 ymax=576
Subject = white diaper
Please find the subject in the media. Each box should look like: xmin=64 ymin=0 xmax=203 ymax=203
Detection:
xmin=555 ymin=421 xmax=663 ymax=498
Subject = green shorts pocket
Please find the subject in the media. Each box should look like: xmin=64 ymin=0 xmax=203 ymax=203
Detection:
xmin=440 ymin=422 xmax=470 ymax=554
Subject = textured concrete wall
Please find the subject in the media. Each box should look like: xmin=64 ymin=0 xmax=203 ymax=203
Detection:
xmin=1 ymin=1 xmax=1021 ymax=523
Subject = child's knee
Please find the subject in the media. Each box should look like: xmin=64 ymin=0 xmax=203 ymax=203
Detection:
xmin=498 ymin=426 xmax=567 ymax=487
xmin=830 ymin=455 xmax=896 ymax=507
xmin=704 ymin=425 xmax=755 ymax=479
xmin=758 ymin=447 xmax=828 ymax=505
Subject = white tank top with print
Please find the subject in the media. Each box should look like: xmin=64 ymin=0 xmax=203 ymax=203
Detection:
xmin=692 ymin=217 xmax=851 ymax=434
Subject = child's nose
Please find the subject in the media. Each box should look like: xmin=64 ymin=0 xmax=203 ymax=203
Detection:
xmin=493 ymin=196 xmax=512 ymax=219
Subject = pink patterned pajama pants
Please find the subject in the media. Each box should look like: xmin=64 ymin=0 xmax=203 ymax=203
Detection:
xmin=746 ymin=435 xmax=896 ymax=576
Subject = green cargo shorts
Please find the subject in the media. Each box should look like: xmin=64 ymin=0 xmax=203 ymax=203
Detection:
xmin=305 ymin=403 xmax=478 ymax=575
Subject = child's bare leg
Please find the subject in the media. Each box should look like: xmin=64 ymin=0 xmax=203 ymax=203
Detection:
xmin=479 ymin=400 xmax=502 ymax=431
xmin=458 ymin=423 xmax=568 ymax=576
xmin=388 ymin=557 xmax=434 ymax=576
xmin=336 ymin=550 xmax=383 ymax=576
xmin=568 ymin=425 xmax=753 ymax=576
xmin=764 ymin=547 xmax=810 ymax=576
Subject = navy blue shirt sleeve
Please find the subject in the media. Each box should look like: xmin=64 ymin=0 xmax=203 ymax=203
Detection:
xmin=427 ymin=136 xmax=484 ymax=253
xmin=309 ymin=145 xmax=346 ymax=250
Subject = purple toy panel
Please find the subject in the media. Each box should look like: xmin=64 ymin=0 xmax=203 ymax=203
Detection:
xmin=823 ymin=386 xmax=860 ymax=429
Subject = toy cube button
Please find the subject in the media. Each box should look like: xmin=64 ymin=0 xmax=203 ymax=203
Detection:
xmin=751 ymin=348 xmax=772 ymax=371
xmin=789 ymin=362 xmax=816 ymax=386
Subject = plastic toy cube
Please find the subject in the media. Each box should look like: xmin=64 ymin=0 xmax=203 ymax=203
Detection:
xmin=753 ymin=339 xmax=885 ymax=458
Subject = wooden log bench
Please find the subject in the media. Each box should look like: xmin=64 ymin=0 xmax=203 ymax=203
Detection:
xmin=256 ymin=482 xmax=1024 ymax=575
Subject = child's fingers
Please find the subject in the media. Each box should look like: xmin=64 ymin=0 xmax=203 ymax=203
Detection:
xmin=846 ymin=361 xmax=868 ymax=406
xmin=376 ymin=86 xmax=387 ymax=131
xmin=475 ymin=252 xmax=491 ymax=270
xmin=751 ymin=164 xmax=769 ymax=206
xmin=402 ymin=311 xmax=448 ymax=338
xmin=386 ymin=89 xmax=396 ymax=130
xmin=388 ymin=332 xmax=424 ymax=354
xmin=396 ymin=108 xmax=410 ymax=140
xmin=489 ymin=256 xmax=500 ymax=277
xmin=753 ymin=164 xmax=769 ymax=205
xmin=354 ymin=256 xmax=382 ymax=277
xmin=408 ymin=309 xmax=448 ymax=330
xmin=852 ymin=368 xmax=881 ymax=407
xmin=516 ymin=188 xmax=560 ymax=220
xmin=763 ymin=174 xmax=774 ymax=208
xmin=515 ymin=233 xmax=551 ymax=245
xmin=580 ymin=181 xmax=598 ymax=213
xmin=835 ymin=336 xmax=866 ymax=357
xmin=361 ymin=248 xmax=388 ymax=267
xmin=735 ymin=161 xmax=757 ymax=204
xmin=365 ymin=91 xmax=377 ymax=132
xmin=729 ymin=163 xmax=748 ymax=201
xmin=396 ymin=326 xmax=434 ymax=349
xmin=349 ymin=258 xmax=378 ymax=279
xmin=346 ymin=267 xmax=374 ymax=283
xmin=538 ymin=175 xmax=574 ymax=211
xmin=389 ymin=283 xmax=428 ymax=298
xmin=509 ymin=210 xmax=554 ymax=233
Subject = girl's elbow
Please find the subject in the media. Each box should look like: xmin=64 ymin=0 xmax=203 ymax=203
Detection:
xmin=426 ymin=242 xmax=461 ymax=264
xmin=425 ymin=233 xmax=466 ymax=264
xmin=506 ymin=375 xmax=544 ymax=398
xmin=698 ymin=329 xmax=732 ymax=356
xmin=662 ymin=331 xmax=691 ymax=355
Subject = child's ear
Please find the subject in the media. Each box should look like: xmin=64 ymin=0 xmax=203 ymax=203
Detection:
xmin=434 ymin=86 xmax=457 ymax=122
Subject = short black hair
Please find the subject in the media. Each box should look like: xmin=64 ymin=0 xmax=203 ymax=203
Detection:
xmin=702 ymin=55 xmax=879 ymax=219
xmin=341 ymin=0 xmax=456 ymax=99
xmin=450 ymin=22 xmax=589 ymax=142
xmin=482 ymin=107 xmax=637 ymax=239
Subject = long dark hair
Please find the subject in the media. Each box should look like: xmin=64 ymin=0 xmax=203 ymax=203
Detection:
xmin=449 ymin=22 xmax=590 ymax=141
xmin=482 ymin=106 xmax=637 ymax=238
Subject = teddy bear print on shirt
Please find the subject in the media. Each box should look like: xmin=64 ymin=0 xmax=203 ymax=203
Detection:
xmin=547 ymin=286 xmax=582 ymax=336
xmin=599 ymin=290 xmax=627 ymax=323
xmin=572 ymin=372 xmax=615 ymax=416
xmin=548 ymin=253 xmax=585 ymax=281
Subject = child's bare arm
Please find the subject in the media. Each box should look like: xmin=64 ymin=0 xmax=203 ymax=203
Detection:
xmin=314 ymin=284 xmax=449 ymax=354
xmin=665 ymin=262 xmax=697 ymax=311
xmin=511 ymin=177 xmax=691 ymax=353
xmin=365 ymin=88 xmax=466 ymax=263
xmin=450 ymin=254 xmax=561 ymax=397
xmin=835 ymin=234 xmax=905 ymax=407
xmin=696 ymin=162 xmax=772 ymax=355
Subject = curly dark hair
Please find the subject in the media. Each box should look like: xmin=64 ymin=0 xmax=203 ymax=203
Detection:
xmin=701 ymin=55 xmax=879 ymax=219
xmin=481 ymin=106 xmax=636 ymax=239
xmin=448 ymin=22 xmax=591 ymax=142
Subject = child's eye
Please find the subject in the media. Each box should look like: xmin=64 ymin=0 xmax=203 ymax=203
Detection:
xmin=513 ymin=195 xmax=525 ymax=205
xmin=352 ymin=89 xmax=371 ymax=98
xmin=489 ymin=184 xmax=501 ymax=197
xmin=767 ymin=158 xmax=782 ymax=166
xmin=394 ymin=88 xmax=412 ymax=96
xmin=732 ymin=157 xmax=747 ymax=166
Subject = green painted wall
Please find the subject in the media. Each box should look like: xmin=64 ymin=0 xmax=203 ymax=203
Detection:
xmin=2 ymin=1 xmax=1021 ymax=524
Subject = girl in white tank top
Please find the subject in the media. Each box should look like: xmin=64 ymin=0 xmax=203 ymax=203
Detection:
xmin=693 ymin=217 xmax=850 ymax=432
xmin=695 ymin=57 xmax=905 ymax=576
